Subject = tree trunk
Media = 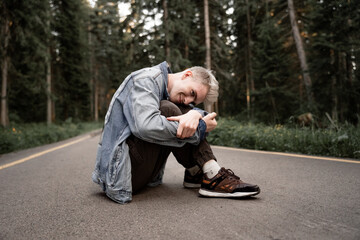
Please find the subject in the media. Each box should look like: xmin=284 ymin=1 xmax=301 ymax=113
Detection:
xmin=339 ymin=51 xmax=347 ymax=122
xmin=162 ymin=0 xmax=170 ymax=62
xmin=88 ymin=23 xmax=95 ymax=121
xmin=266 ymin=81 xmax=279 ymax=122
xmin=203 ymin=0 xmax=214 ymax=112
xmin=1 ymin=57 xmax=9 ymax=127
xmin=46 ymin=11 xmax=52 ymax=125
xmin=245 ymin=0 xmax=254 ymax=119
xmin=184 ymin=43 xmax=189 ymax=59
xmin=1 ymin=17 xmax=10 ymax=127
xmin=46 ymin=46 xmax=52 ymax=125
xmin=245 ymin=74 xmax=251 ymax=119
xmin=183 ymin=7 xmax=189 ymax=60
xmin=94 ymin=65 xmax=99 ymax=121
xmin=330 ymin=49 xmax=338 ymax=122
xmin=204 ymin=0 xmax=211 ymax=70
xmin=287 ymin=0 xmax=313 ymax=107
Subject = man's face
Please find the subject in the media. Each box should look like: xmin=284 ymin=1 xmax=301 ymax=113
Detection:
xmin=168 ymin=75 xmax=209 ymax=105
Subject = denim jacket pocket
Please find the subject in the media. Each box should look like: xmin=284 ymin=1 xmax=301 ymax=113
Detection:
xmin=108 ymin=145 xmax=123 ymax=185
xmin=105 ymin=141 xmax=132 ymax=203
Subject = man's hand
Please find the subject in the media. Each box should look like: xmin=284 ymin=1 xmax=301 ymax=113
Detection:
xmin=167 ymin=110 xmax=202 ymax=139
xmin=203 ymin=112 xmax=217 ymax=132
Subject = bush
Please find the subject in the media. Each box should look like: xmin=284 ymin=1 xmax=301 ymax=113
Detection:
xmin=0 ymin=122 xmax=102 ymax=154
xmin=207 ymin=118 xmax=360 ymax=159
xmin=1 ymin=119 xmax=359 ymax=159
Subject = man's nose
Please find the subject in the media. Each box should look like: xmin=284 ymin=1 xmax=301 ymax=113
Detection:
xmin=184 ymin=96 xmax=194 ymax=105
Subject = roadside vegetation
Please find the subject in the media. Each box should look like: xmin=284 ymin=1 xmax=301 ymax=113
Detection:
xmin=0 ymin=121 xmax=102 ymax=154
xmin=1 ymin=119 xmax=359 ymax=159
xmin=207 ymin=118 xmax=360 ymax=160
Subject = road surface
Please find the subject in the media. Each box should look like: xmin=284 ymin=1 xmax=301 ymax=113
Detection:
xmin=0 ymin=131 xmax=359 ymax=239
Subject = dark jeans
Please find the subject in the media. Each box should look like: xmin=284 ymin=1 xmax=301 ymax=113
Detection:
xmin=126 ymin=100 xmax=216 ymax=193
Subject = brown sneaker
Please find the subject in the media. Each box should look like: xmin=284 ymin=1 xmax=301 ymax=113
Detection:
xmin=199 ymin=168 xmax=260 ymax=198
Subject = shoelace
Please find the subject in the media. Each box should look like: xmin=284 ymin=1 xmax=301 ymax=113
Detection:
xmin=221 ymin=168 xmax=242 ymax=182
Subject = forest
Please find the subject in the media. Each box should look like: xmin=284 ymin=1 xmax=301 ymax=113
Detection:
xmin=1 ymin=0 xmax=359 ymax=127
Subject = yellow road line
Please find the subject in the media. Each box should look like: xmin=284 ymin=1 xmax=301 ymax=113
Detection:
xmin=2 ymin=137 xmax=357 ymax=171
xmin=212 ymin=145 xmax=360 ymax=164
xmin=0 ymin=135 xmax=91 ymax=171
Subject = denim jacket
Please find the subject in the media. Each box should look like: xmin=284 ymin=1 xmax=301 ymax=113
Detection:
xmin=92 ymin=62 xmax=207 ymax=204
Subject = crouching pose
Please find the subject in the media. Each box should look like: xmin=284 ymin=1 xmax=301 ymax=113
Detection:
xmin=92 ymin=61 xmax=260 ymax=204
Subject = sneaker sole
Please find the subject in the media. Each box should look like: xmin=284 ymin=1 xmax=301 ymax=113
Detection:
xmin=183 ymin=182 xmax=201 ymax=189
xmin=199 ymin=188 xmax=260 ymax=198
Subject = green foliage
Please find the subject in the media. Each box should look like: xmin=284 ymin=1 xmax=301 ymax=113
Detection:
xmin=1 ymin=0 xmax=359 ymax=128
xmin=305 ymin=0 xmax=360 ymax=123
xmin=6 ymin=0 xmax=49 ymax=122
xmin=207 ymin=0 xmax=233 ymax=115
xmin=207 ymin=118 xmax=360 ymax=159
xmin=0 ymin=122 xmax=102 ymax=154
xmin=252 ymin=4 xmax=297 ymax=123
xmin=53 ymin=0 xmax=91 ymax=121
xmin=90 ymin=0 xmax=124 ymax=86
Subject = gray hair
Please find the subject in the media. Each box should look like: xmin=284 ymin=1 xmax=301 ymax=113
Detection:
xmin=188 ymin=66 xmax=219 ymax=104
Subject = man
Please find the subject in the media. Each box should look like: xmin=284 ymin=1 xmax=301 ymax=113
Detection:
xmin=92 ymin=61 xmax=260 ymax=204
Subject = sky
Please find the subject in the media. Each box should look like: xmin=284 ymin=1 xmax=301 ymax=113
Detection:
xmin=86 ymin=0 xmax=161 ymax=30
xmin=87 ymin=0 xmax=131 ymax=19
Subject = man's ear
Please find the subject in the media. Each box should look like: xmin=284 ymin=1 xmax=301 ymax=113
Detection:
xmin=182 ymin=70 xmax=193 ymax=80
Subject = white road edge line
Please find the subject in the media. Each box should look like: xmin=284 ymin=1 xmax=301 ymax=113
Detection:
xmin=212 ymin=145 xmax=360 ymax=164
xmin=0 ymin=135 xmax=91 ymax=171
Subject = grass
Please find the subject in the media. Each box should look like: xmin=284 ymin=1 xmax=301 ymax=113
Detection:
xmin=207 ymin=118 xmax=360 ymax=159
xmin=1 ymin=119 xmax=359 ymax=160
xmin=0 ymin=121 xmax=102 ymax=155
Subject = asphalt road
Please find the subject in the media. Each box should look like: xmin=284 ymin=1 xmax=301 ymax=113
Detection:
xmin=0 ymin=131 xmax=359 ymax=240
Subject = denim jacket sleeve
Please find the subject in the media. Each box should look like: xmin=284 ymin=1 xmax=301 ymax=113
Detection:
xmin=124 ymin=73 xmax=202 ymax=147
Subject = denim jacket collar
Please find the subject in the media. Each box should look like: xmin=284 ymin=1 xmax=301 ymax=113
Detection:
xmin=160 ymin=61 xmax=172 ymax=100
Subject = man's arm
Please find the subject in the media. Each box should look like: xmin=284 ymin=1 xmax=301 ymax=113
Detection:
xmin=124 ymin=77 xmax=202 ymax=146
xmin=167 ymin=111 xmax=217 ymax=139
xmin=166 ymin=110 xmax=202 ymax=139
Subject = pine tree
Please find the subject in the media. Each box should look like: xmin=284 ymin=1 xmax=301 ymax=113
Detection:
xmin=231 ymin=0 xmax=255 ymax=117
xmin=306 ymin=0 xmax=360 ymax=124
xmin=53 ymin=0 xmax=91 ymax=121
xmin=140 ymin=0 xmax=197 ymax=71
xmin=193 ymin=0 xmax=233 ymax=114
xmin=125 ymin=0 xmax=153 ymax=70
xmin=0 ymin=0 xmax=13 ymax=126
xmin=252 ymin=0 xmax=296 ymax=123
xmin=46 ymin=0 xmax=53 ymax=124
xmin=5 ymin=0 xmax=49 ymax=123
xmin=288 ymin=0 xmax=313 ymax=109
